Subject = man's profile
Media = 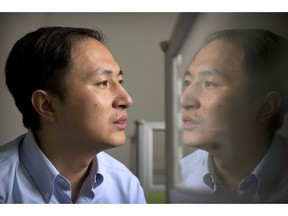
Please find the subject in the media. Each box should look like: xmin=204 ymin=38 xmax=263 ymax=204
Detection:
xmin=0 ymin=26 xmax=146 ymax=204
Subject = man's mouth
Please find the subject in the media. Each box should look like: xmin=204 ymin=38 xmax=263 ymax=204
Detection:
xmin=182 ymin=116 xmax=199 ymax=130
xmin=113 ymin=115 xmax=128 ymax=130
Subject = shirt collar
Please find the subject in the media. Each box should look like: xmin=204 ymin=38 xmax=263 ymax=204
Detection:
xmin=203 ymin=155 xmax=216 ymax=190
xmin=85 ymin=155 xmax=103 ymax=190
xmin=203 ymin=155 xmax=226 ymax=191
xmin=77 ymin=155 xmax=103 ymax=201
xmin=203 ymin=134 xmax=287 ymax=201
xmin=252 ymin=134 xmax=287 ymax=201
xmin=20 ymin=130 xmax=59 ymax=203
xmin=20 ymin=131 xmax=105 ymax=203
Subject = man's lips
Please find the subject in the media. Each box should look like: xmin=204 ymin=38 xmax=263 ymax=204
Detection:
xmin=182 ymin=116 xmax=199 ymax=130
xmin=113 ymin=115 xmax=128 ymax=130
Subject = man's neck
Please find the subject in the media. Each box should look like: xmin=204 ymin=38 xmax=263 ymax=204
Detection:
xmin=34 ymin=129 xmax=96 ymax=202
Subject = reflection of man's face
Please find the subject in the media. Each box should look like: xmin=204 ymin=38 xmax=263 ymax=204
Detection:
xmin=181 ymin=39 xmax=260 ymax=154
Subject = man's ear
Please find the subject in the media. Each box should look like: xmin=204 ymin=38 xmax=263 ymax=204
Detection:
xmin=31 ymin=90 xmax=56 ymax=122
xmin=258 ymin=91 xmax=281 ymax=121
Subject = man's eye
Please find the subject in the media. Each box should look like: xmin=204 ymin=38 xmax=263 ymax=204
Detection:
xmin=183 ymin=80 xmax=191 ymax=88
xmin=203 ymin=81 xmax=217 ymax=89
xmin=119 ymin=80 xmax=124 ymax=85
xmin=97 ymin=81 xmax=108 ymax=87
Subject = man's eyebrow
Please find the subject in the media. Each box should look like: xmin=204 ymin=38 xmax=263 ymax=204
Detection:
xmin=184 ymin=70 xmax=191 ymax=77
xmin=184 ymin=69 xmax=219 ymax=78
xmin=94 ymin=69 xmax=123 ymax=76
xmin=198 ymin=70 xmax=219 ymax=77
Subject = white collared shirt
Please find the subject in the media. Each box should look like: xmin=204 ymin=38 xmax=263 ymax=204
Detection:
xmin=0 ymin=131 xmax=146 ymax=204
xmin=180 ymin=134 xmax=288 ymax=203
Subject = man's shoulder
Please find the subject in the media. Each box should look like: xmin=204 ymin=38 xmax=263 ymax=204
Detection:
xmin=97 ymin=151 xmax=134 ymax=174
xmin=0 ymin=134 xmax=25 ymax=197
xmin=95 ymin=152 xmax=146 ymax=203
xmin=181 ymin=149 xmax=209 ymax=168
xmin=0 ymin=134 xmax=25 ymax=167
xmin=96 ymin=151 xmax=143 ymax=190
xmin=180 ymin=149 xmax=211 ymax=189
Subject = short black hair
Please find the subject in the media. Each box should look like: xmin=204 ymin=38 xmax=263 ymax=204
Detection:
xmin=203 ymin=29 xmax=288 ymax=132
xmin=5 ymin=26 xmax=105 ymax=131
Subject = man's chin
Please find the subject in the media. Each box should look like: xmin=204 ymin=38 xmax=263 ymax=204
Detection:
xmin=182 ymin=136 xmax=208 ymax=149
xmin=108 ymin=138 xmax=126 ymax=148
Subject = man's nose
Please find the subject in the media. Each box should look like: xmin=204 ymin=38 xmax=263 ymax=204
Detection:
xmin=181 ymin=86 xmax=200 ymax=110
xmin=113 ymin=84 xmax=133 ymax=110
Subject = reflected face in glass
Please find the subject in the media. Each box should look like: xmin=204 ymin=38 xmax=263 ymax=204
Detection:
xmin=181 ymin=39 xmax=259 ymax=153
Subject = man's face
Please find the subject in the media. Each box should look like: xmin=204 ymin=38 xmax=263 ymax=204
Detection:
xmin=181 ymin=39 xmax=260 ymax=153
xmin=53 ymin=37 xmax=133 ymax=152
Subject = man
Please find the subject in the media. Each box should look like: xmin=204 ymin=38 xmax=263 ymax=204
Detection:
xmin=180 ymin=29 xmax=288 ymax=203
xmin=0 ymin=26 xmax=146 ymax=203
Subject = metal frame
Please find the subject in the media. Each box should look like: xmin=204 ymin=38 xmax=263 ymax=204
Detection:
xmin=162 ymin=13 xmax=199 ymax=203
xmin=135 ymin=120 xmax=166 ymax=192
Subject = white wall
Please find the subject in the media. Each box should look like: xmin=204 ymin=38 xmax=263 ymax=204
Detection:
xmin=0 ymin=13 xmax=179 ymax=170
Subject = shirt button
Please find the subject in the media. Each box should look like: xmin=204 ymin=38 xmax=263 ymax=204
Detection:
xmin=45 ymin=193 xmax=50 ymax=199
xmin=246 ymin=179 xmax=251 ymax=184
xmin=59 ymin=178 xmax=65 ymax=183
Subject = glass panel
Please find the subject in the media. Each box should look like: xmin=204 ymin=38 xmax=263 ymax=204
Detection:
xmin=169 ymin=12 xmax=288 ymax=203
